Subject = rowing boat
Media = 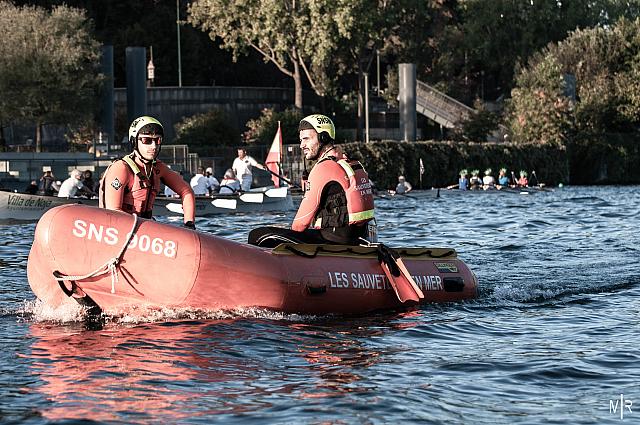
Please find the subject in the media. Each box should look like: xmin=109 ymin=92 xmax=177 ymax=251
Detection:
xmin=0 ymin=186 xmax=294 ymax=223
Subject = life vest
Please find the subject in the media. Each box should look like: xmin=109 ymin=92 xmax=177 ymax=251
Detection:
xmin=310 ymin=157 xmax=375 ymax=229
xmin=99 ymin=154 xmax=159 ymax=218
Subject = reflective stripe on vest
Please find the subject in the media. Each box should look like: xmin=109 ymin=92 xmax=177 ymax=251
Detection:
xmin=336 ymin=159 xmax=355 ymax=178
xmin=349 ymin=209 xmax=374 ymax=222
xmin=122 ymin=155 xmax=142 ymax=176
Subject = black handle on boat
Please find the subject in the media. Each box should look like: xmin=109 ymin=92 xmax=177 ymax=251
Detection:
xmin=53 ymin=270 xmax=75 ymax=297
xmin=263 ymin=167 xmax=300 ymax=188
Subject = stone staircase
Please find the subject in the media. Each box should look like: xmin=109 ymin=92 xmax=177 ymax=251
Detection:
xmin=416 ymin=80 xmax=475 ymax=128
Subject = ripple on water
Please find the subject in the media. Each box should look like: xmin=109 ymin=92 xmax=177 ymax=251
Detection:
xmin=0 ymin=186 xmax=639 ymax=424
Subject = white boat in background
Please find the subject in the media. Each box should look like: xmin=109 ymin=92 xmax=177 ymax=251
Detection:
xmin=153 ymin=186 xmax=294 ymax=216
xmin=0 ymin=189 xmax=98 ymax=222
xmin=0 ymin=186 xmax=295 ymax=223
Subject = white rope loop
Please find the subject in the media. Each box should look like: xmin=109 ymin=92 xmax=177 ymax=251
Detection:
xmin=53 ymin=214 xmax=140 ymax=295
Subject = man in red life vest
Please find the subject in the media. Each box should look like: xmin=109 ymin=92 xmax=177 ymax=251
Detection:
xmin=248 ymin=114 xmax=375 ymax=247
xmin=99 ymin=116 xmax=196 ymax=229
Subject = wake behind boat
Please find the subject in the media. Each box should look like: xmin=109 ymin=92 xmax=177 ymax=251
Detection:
xmin=27 ymin=204 xmax=478 ymax=316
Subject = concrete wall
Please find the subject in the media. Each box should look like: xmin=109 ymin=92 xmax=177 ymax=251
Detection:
xmin=115 ymin=86 xmax=319 ymax=142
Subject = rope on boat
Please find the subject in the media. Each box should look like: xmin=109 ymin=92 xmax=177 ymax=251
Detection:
xmin=52 ymin=214 xmax=140 ymax=295
xmin=284 ymin=243 xmax=455 ymax=259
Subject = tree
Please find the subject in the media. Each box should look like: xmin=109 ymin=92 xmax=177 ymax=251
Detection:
xmin=0 ymin=2 xmax=102 ymax=151
xmin=173 ymin=109 xmax=239 ymax=156
xmin=433 ymin=0 xmax=634 ymax=104
xmin=243 ymin=108 xmax=303 ymax=146
xmin=188 ymin=0 xmax=351 ymax=110
xmin=507 ymin=53 xmax=573 ymax=145
xmin=507 ymin=18 xmax=640 ymax=145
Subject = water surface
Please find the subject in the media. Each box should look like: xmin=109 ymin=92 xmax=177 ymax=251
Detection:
xmin=0 ymin=185 xmax=638 ymax=424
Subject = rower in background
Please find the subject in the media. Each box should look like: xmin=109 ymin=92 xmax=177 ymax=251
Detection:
xmin=497 ymin=167 xmax=509 ymax=187
xmin=482 ymin=168 xmax=496 ymax=189
xmin=458 ymin=169 xmax=469 ymax=190
xmin=395 ymin=175 xmax=413 ymax=194
xmin=470 ymin=169 xmax=482 ymax=189
xmin=517 ymin=170 xmax=529 ymax=187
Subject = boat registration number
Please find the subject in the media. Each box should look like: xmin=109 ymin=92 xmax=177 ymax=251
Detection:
xmin=72 ymin=219 xmax=177 ymax=259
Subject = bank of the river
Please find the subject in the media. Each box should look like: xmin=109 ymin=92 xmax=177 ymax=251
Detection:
xmin=344 ymin=140 xmax=569 ymax=190
xmin=341 ymin=135 xmax=640 ymax=190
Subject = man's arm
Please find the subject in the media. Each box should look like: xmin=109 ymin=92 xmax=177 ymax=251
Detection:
xmin=247 ymin=155 xmax=266 ymax=170
xmin=102 ymin=162 xmax=131 ymax=212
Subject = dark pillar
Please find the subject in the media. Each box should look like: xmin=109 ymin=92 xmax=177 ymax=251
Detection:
xmin=126 ymin=47 xmax=147 ymax=124
xmin=100 ymin=45 xmax=114 ymax=154
xmin=399 ymin=63 xmax=416 ymax=142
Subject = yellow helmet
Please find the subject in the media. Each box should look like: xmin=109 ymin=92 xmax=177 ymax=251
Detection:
xmin=298 ymin=114 xmax=335 ymax=142
xmin=128 ymin=116 xmax=163 ymax=151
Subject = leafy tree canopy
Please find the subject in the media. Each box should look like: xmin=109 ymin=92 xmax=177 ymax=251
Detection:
xmin=0 ymin=1 xmax=102 ymax=151
xmin=508 ymin=17 xmax=640 ymax=145
xmin=243 ymin=108 xmax=304 ymax=146
xmin=173 ymin=109 xmax=239 ymax=156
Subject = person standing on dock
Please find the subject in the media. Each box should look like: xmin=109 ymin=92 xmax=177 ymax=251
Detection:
xmin=232 ymin=147 xmax=266 ymax=191
xmin=99 ymin=116 xmax=196 ymax=229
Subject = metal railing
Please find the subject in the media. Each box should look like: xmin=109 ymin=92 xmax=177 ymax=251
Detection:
xmin=416 ymin=81 xmax=475 ymax=128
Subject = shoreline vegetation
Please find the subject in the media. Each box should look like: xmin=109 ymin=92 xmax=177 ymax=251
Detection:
xmin=340 ymin=136 xmax=640 ymax=189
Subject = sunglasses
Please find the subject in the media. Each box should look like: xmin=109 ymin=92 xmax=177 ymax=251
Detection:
xmin=138 ymin=135 xmax=162 ymax=145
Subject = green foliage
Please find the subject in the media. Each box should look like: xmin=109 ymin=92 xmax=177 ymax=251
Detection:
xmin=432 ymin=0 xmax=631 ymax=103
xmin=0 ymin=2 xmax=102 ymax=151
xmin=188 ymin=0 xmax=350 ymax=108
xmin=569 ymin=133 xmax=640 ymax=184
xmin=243 ymin=108 xmax=304 ymax=146
xmin=508 ymin=17 xmax=640 ymax=147
xmin=507 ymin=53 xmax=573 ymax=145
xmin=452 ymin=100 xmax=500 ymax=142
xmin=382 ymin=67 xmax=398 ymax=108
xmin=173 ymin=110 xmax=239 ymax=156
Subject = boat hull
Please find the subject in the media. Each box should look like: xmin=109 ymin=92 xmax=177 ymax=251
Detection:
xmin=0 ymin=190 xmax=97 ymax=222
xmin=27 ymin=204 xmax=478 ymax=316
xmin=153 ymin=187 xmax=294 ymax=216
xmin=1 ymin=186 xmax=294 ymax=222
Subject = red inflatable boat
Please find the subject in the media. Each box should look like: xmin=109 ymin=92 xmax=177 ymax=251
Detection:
xmin=27 ymin=204 xmax=478 ymax=316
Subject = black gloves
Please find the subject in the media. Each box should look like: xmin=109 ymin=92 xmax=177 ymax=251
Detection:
xmin=184 ymin=221 xmax=195 ymax=230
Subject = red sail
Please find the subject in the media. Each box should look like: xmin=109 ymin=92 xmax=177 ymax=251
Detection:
xmin=265 ymin=121 xmax=283 ymax=187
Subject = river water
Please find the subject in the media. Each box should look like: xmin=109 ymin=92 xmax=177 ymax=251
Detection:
xmin=0 ymin=185 xmax=638 ymax=424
